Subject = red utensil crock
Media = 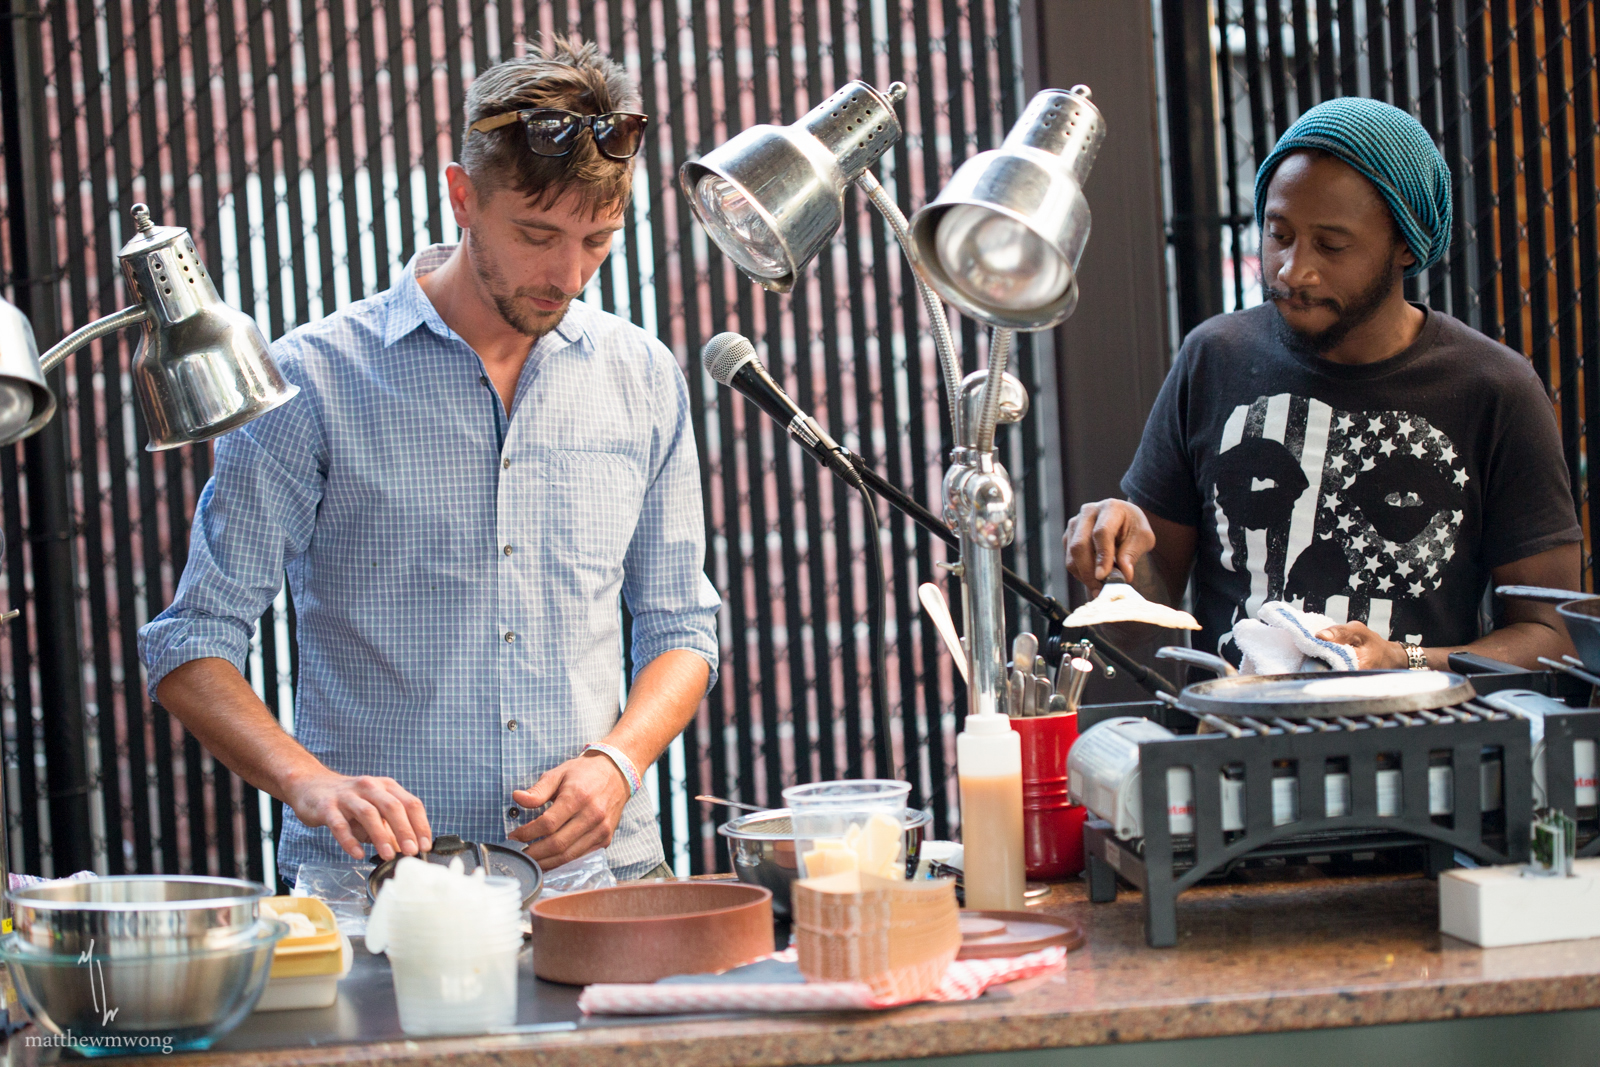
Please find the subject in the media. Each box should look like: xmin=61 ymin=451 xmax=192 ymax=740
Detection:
xmin=1011 ymin=712 xmax=1087 ymax=880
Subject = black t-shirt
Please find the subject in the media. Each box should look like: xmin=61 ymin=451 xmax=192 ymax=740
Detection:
xmin=1122 ymin=303 xmax=1581 ymax=661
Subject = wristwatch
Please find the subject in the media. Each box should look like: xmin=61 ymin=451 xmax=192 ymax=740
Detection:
xmin=1404 ymin=643 xmax=1429 ymax=670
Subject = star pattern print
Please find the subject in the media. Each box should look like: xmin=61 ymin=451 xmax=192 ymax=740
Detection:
xmin=1207 ymin=392 xmax=1471 ymax=649
xmin=1317 ymin=409 xmax=1466 ymax=600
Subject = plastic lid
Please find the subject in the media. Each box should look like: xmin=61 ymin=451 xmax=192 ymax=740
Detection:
xmin=962 ymin=713 xmax=1014 ymax=736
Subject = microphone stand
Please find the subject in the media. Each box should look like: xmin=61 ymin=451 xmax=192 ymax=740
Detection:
xmin=841 ymin=451 xmax=1177 ymax=699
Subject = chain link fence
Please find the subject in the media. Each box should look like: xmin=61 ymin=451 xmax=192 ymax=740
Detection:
xmin=1160 ymin=0 xmax=1599 ymax=584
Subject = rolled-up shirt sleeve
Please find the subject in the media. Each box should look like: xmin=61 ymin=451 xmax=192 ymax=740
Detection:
xmin=137 ymin=346 xmax=326 ymax=700
xmin=621 ymin=340 xmax=721 ymax=690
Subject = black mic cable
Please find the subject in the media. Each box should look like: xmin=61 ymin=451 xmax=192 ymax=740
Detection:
xmin=701 ymin=333 xmax=893 ymax=777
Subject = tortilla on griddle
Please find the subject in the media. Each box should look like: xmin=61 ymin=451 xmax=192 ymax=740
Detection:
xmin=1064 ymin=582 xmax=1200 ymax=631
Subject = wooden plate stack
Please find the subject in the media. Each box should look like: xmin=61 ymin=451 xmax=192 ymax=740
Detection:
xmin=792 ymin=872 xmax=961 ymax=1001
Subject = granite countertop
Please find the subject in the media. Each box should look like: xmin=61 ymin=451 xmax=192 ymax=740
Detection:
xmin=13 ymin=870 xmax=1600 ymax=1066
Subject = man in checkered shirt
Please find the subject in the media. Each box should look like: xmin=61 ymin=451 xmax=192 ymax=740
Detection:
xmin=139 ymin=39 xmax=719 ymax=883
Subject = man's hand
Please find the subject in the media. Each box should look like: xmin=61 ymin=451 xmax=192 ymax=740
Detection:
xmin=284 ymin=770 xmax=433 ymax=862
xmin=1315 ymin=621 xmax=1409 ymax=670
xmin=509 ymin=752 xmax=631 ymax=870
xmin=1064 ymin=500 xmax=1156 ymax=595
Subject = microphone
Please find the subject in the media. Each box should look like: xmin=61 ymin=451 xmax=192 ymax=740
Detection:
xmin=701 ymin=332 xmax=863 ymax=488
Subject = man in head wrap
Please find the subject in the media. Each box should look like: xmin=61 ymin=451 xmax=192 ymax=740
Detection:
xmin=1064 ymin=97 xmax=1580 ymax=671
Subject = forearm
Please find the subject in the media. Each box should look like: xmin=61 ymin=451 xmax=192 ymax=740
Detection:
xmin=1129 ymin=553 xmax=1175 ymax=606
xmin=155 ymin=656 xmax=331 ymax=801
xmin=600 ymin=649 xmax=709 ymax=772
xmin=1422 ymin=621 xmax=1573 ymax=671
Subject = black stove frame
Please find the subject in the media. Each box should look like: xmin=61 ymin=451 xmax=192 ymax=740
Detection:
xmin=1085 ymin=701 xmax=1534 ymax=947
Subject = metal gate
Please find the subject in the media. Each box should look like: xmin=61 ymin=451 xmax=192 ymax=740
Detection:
xmin=1160 ymin=0 xmax=1600 ymax=583
xmin=0 ymin=0 xmax=1057 ymax=882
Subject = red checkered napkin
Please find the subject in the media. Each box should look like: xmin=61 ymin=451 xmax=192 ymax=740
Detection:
xmin=575 ymin=946 xmax=1066 ymax=1015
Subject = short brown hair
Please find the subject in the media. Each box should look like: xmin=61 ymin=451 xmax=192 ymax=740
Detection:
xmin=461 ymin=37 xmax=642 ymax=218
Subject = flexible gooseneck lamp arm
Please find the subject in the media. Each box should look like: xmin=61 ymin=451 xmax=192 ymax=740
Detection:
xmin=854 ymin=168 xmax=965 ymax=442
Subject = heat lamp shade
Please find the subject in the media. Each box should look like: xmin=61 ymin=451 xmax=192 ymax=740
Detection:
xmin=680 ymin=80 xmax=903 ymax=293
xmin=0 ymin=296 xmax=58 ymax=447
xmin=909 ymin=88 xmax=1106 ymax=330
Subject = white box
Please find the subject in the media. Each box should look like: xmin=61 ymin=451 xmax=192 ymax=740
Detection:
xmin=254 ymin=933 xmax=353 ymax=1012
xmin=1439 ymin=858 xmax=1600 ymax=947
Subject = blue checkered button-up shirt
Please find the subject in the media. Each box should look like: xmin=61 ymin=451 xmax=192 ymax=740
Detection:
xmin=139 ymin=245 xmax=721 ymax=881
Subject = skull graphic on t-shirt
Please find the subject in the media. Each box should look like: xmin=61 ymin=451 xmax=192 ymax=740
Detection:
xmin=1208 ymin=393 xmax=1468 ymax=652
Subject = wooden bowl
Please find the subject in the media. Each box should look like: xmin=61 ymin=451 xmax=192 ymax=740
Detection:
xmin=529 ymin=882 xmax=774 ymax=985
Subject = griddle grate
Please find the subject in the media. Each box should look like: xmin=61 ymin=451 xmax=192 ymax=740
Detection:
xmin=1194 ymin=700 xmax=1512 ymax=738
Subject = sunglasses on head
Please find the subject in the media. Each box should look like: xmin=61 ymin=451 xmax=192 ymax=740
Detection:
xmin=468 ymin=108 xmax=649 ymax=161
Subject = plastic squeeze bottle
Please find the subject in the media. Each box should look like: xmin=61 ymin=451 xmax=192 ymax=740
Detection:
xmin=957 ymin=713 xmax=1026 ymax=910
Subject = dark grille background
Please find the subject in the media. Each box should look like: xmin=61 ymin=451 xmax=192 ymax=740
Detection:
xmin=1160 ymin=0 xmax=1600 ymax=584
xmin=0 ymin=0 xmax=1059 ymax=882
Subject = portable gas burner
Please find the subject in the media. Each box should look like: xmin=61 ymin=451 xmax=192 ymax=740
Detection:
xmin=1080 ymin=665 xmax=1600 ymax=947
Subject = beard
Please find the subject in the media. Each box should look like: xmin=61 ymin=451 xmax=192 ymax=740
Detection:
xmin=1266 ymin=247 xmax=1402 ymax=356
xmin=466 ymin=231 xmax=573 ymax=339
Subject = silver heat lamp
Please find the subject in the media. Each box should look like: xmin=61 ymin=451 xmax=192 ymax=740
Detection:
xmin=680 ymin=80 xmax=905 ymax=292
xmin=910 ymin=87 xmax=1105 ymax=330
xmin=680 ymin=82 xmax=1104 ymax=729
xmin=0 ymin=204 xmax=300 ymax=909
xmin=0 ymin=297 xmax=56 ymax=444
xmin=0 ymin=203 xmax=299 ymax=451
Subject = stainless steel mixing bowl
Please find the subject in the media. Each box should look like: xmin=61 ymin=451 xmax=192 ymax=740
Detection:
xmin=6 ymin=875 xmax=270 ymax=957
xmin=718 ymin=807 xmax=933 ymax=917
xmin=0 ymin=919 xmax=287 ymax=1054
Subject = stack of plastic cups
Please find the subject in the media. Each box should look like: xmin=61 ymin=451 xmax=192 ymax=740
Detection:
xmin=369 ymin=869 xmax=523 ymax=1035
xmin=1010 ymin=711 xmax=1087 ymax=879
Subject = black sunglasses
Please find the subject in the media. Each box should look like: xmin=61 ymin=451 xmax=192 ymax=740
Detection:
xmin=468 ymin=108 xmax=649 ymax=161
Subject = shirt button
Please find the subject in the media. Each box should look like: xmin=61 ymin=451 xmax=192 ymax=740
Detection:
xmin=507 ymin=805 xmax=520 ymax=819
xmin=507 ymin=719 xmax=519 ymax=731
xmin=503 ymin=544 xmax=514 ymax=556
xmin=480 ymin=375 xmax=489 ymax=386
xmin=504 ymin=631 xmax=516 ymax=643
xmin=502 ymin=458 xmax=511 ymax=469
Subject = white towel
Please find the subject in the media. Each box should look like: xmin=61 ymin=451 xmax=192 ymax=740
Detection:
xmin=1233 ymin=601 xmax=1360 ymax=675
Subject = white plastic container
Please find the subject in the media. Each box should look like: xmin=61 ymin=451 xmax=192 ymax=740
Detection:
xmin=1440 ymin=858 xmax=1600 ymax=947
xmin=256 ymin=934 xmax=353 ymax=1011
xmin=1480 ymin=689 xmax=1597 ymax=810
xmin=956 ymin=714 xmax=1025 ymax=910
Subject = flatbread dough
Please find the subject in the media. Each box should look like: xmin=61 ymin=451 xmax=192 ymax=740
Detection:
xmin=1299 ymin=671 xmax=1457 ymax=697
xmin=1063 ymin=581 xmax=1200 ymax=631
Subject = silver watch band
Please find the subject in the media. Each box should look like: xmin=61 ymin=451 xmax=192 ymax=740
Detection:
xmin=1404 ymin=644 xmax=1428 ymax=670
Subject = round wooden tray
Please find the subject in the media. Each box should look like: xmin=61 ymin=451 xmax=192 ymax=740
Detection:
xmin=530 ymin=882 xmax=774 ymax=985
xmin=956 ymin=909 xmax=1085 ymax=959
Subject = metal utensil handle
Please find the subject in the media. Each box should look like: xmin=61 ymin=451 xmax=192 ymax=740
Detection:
xmin=694 ymin=795 xmax=769 ymax=813
xmin=1155 ymin=645 xmax=1238 ymax=678
xmin=918 ymin=582 xmax=970 ymax=686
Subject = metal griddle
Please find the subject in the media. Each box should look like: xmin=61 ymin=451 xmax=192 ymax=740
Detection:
xmin=1176 ymin=670 xmax=1477 ymax=719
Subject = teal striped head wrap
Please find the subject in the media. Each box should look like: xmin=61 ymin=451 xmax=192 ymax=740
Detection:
xmin=1253 ymin=97 xmax=1452 ymax=277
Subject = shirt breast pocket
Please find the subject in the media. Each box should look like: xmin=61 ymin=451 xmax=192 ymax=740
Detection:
xmin=540 ymin=449 xmax=646 ymax=583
